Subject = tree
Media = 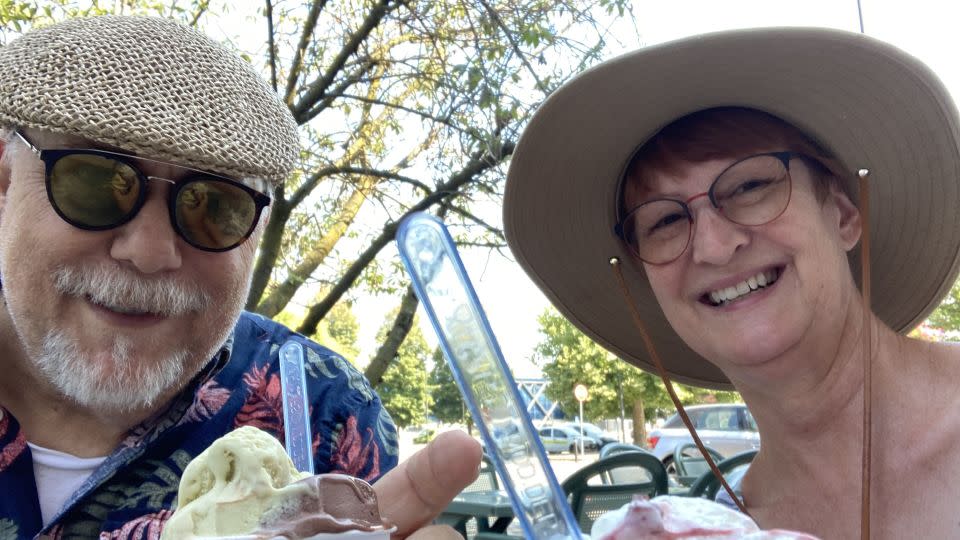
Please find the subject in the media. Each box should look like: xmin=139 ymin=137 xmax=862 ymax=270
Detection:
xmin=274 ymin=292 xmax=361 ymax=362
xmin=535 ymin=307 xmax=740 ymax=446
xmin=373 ymin=306 xmax=432 ymax=428
xmin=245 ymin=0 xmax=632 ymax=328
xmin=323 ymin=300 xmax=361 ymax=360
xmin=428 ymin=348 xmax=466 ymax=425
xmin=922 ymin=279 xmax=960 ymax=337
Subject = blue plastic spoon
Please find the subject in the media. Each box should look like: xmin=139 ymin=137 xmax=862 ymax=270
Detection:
xmin=397 ymin=212 xmax=583 ymax=540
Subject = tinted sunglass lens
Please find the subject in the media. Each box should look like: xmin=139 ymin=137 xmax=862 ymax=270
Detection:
xmin=175 ymin=179 xmax=258 ymax=250
xmin=50 ymin=153 xmax=142 ymax=228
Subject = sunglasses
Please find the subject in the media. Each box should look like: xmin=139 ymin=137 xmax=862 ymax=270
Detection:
xmin=14 ymin=131 xmax=270 ymax=252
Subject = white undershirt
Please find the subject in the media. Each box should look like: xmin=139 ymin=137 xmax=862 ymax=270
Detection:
xmin=28 ymin=442 xmax=107 ymax=527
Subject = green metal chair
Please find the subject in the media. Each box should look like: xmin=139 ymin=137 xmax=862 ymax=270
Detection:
xmin=598 ymin=442 xmax=654 ymax=459
xmin=597 ymin=443 xmax=658 ymax=484
xmin=436 ymin=454 xmax=506 ymax=538
xmin=561 ymin=451 xmax=669 ymax=534
xmin=462 ymin=453 xmax=499 ymax=493
xmin=687 ymin=449 xmax=758 ymax=500
xmin=672 ymin=442 xmax=724 ymax=487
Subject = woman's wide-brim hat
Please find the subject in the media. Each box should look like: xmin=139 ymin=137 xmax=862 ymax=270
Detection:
xmin=503 ymin=27 xmax=960 ymax=389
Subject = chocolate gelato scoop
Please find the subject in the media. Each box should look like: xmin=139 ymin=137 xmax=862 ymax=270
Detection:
xmin=250 ymin=473 xmax=392 ymax=538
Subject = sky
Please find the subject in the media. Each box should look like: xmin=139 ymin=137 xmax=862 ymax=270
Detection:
xmin=348 ymin=0 xmax=960 ymax=378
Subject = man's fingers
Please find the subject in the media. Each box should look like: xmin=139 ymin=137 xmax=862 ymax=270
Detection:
xmin=375 ymin=430 xmax=482 ymax=537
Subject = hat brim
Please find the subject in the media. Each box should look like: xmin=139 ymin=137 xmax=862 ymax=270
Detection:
xmin=504 ymin=27 xmax=960 ymax=389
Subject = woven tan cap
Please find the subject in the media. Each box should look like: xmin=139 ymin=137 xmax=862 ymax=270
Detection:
xmin=504 ymin=27 xmax=960 ymax=389
xmin=0 ymin=15 xmax=299 ymax=186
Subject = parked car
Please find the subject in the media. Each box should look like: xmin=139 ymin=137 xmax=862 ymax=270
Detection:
xmin=647 ymin=404 xmax=760 ymax=470
xmin=563 ymin=422 xmax=619 ymax=449
xmin=537 ymin=425 xmax=599 ymax=454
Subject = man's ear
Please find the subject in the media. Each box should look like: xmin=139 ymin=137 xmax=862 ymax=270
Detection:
xmin=829 ymin=183 xmax=862 ymax=252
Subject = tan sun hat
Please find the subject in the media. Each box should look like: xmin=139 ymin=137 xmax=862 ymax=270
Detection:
xmin=0 ymin=15 xmax=299 ymax=186
xmin=504 ymin=27 xmax=960 ymax=389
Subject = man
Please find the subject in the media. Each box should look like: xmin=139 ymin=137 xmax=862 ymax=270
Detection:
xmin=0 ymin=16 xmax=479 ymax=539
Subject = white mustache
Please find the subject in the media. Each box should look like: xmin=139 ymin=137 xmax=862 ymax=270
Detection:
xmin=53 ymin=264 xmax=212 ymax=317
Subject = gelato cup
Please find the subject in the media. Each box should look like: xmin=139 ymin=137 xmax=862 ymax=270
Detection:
xmin=591 ymin=495 xmax=819 ymax=540
xmin=198 ymin=527 xmax=396 ymax=539
xmin=161 ymin=427 xmax=393 ymax=540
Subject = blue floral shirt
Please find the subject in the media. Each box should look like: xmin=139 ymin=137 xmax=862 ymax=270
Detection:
xmin=0 ymin=311 xmax=398 ymax=540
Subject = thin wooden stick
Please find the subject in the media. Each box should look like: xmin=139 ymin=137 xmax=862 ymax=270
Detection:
xmin=858 ymin=169 xmax=872 ymax=540
xmin=610 ymin=258 xmax=749 ymax=515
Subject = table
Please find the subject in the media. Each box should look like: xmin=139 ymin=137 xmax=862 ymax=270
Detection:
xmin=436 ymin=490 xmax=516 ymax=535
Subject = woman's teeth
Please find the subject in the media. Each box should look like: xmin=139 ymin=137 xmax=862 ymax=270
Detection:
xmin=708 ymin=269 xmax=779 ymax=305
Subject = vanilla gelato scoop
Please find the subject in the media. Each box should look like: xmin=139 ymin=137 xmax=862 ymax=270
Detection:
xmin=161 ymin=426 xmax=389 ymax=539
xmin=591 ymin=496 xmax=819 ymax=540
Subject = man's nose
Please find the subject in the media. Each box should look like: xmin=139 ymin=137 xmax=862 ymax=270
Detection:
xmin=109 ymin=186 xmax=183 ymax=274
xmin=689 ymin=203 xmax=750 ymax=266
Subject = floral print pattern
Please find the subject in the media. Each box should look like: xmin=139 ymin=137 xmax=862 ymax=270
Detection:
xmin=0 ymin=312 xmax=396 ymax=540
xmin=235 ymin=364 xmax=285 ymax=440
xmin=331 ymin=416 xmax=381 ymax=481
xmin=0 ymin=410 xmax=26 ymax=474
xmin=99 ymin=510 xmax=171 ymax=539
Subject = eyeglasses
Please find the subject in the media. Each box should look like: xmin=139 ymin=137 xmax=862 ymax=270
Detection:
xmin=615 ymin=151 xmax=797 ymax=265
xmin=14 ymin=131 xmax=270 ymax=252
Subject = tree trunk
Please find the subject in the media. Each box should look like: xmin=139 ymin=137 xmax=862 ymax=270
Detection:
xmin=632 ymin=398 xmax=647 ymax=447
xmin=364 ymin=285 xmax=419 ymax=386
xmin=246 ymin=198 xmax=291 ymax=311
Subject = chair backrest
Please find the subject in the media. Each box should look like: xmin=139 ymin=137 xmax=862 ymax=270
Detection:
xmin=597 ymin=443 xmax=658 ymax=484
xmin=462 ymin=453 xmax=499 ymax=493
xmin=599 ymin=442 xmax=652 ymax=459
xmin=687 ymin=449 xmax=758 ymax=499
xmin=561 ymin=452 xmax=669 ymax=534
xmin=673 ymin=442 xmax=724 ymax=486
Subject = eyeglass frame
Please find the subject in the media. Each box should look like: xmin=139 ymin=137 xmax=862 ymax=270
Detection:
xmin=12 ymin=130 xmax=272 ymax=253
xmin=614 ymin=151 xmax=803 ymax=265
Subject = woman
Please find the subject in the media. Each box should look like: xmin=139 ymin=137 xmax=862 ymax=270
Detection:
xmin=503 ymin=27 xmax=960 ymax=539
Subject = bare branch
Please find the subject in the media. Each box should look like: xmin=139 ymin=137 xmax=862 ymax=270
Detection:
xmin=337 ymin=93 xmax=462 ymax=131
xmin=189 ymin=0 xmax=210 ymax=27
xmin=297 ymin=61 xmax=379 ymax=124
xmin=265 ymin=0 xmax=278 ymax=92
xmin=441 ymin=202 xmax=504 ymax=238
xmin=338 ymin=166 xmax=431 ymax=193
xmin=476 ymin=0 xmax=547 ymax=93
xmin=297 ymin=140 xmax=515 ymax=334
xmin=284 ymin=0 xmax=327 ymax=105
xmin=290 ymin=0 xmax=400 ymax=119
xmin=455 ymin=240 xmax=508 ymax=248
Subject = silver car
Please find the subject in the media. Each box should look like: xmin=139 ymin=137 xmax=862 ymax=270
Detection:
xmin=537 ymin=425 xmax=599 ymax=454
xmin=647 ymin=404 xmax=760 ymax=467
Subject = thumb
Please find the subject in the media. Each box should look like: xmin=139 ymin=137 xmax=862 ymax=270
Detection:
xmin=374 ymin=430 xmax=482 ymax=537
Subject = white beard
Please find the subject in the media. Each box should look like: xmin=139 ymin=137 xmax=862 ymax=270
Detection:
xmin=21 ymin=263 xmax=213 ymax=413
xmin=35 ymin=329 xmax=189 ymax=413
